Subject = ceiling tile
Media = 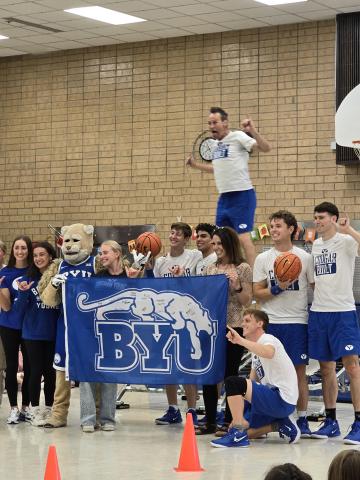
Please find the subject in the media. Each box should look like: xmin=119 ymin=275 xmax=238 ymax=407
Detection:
xmin=261 ymin=13 xmax=306 ymax=25
xmin=159 ymin=15 xmax=207 ymax=27
xmin=2 ymin=1 xmax=51 ymax=14
xmin=217 ymin=18 xmax=270 ymax=29
xmin=0 ymin=46 xmax=26 ymax=54
xmin=0 ymin=0 xmax=346 ymax=57
xmin=146 ymin=0 xmax=196 ymax=6
xmin=171 ymin=4 xmax=222 ymax=15
xmin=184 ymin=23 xmax=231 ymax=34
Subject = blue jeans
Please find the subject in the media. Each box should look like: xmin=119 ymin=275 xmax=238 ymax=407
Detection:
xmin=80 ymin=382 xmax=117 ymax=426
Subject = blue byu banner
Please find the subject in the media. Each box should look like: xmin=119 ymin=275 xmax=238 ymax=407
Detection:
xmin=64 ymin=275 xmax=228 ymax=385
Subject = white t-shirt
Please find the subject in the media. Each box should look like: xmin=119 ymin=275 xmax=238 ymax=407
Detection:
xmin=253 ymin=246 xmax=314 ymax=324
xmin=212 ymin=130 xmax=256 ymax=194
xmin=251 ymin=333 xmax=298 ymax=405
xmin=196 ymin=252 xmax=217 ymax=275
xmin=153 ymin=249 xmax=203 ymax=278
xmin=311 ymin=232 xmax=358 ymax=312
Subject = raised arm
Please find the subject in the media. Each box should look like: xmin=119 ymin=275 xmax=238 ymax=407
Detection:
xmin=336 ymin=215 xmax=360 ymax=246
xmin=186 ymin=154 xmax=214 ymax=173
xmin=227 ymin=325 xmax=275 ymax=359
xmin=241 ymin=118 xmax=271 ymax=153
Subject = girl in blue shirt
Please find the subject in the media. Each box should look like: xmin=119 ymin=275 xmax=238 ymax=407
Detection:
xmin=16 ymin=242 xmax=59 ymax=426
xmin=0 ymin=235 xmax=33 ymax=424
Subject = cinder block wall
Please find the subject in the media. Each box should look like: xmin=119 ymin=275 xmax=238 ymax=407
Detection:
xmin=0 ymin=20 xmax=359 ymax=251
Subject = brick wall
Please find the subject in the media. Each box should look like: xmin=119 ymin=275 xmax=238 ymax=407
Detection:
xmin=0 ymin=19 xmax=359 ymax=253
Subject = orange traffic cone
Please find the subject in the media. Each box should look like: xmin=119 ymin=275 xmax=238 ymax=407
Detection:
xmin=44 ymin=445 xmax=61 ymax=480
xmin=174 ymin=413 xmax=204 ymax=472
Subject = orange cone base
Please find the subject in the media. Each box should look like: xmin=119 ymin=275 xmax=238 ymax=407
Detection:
xmin=44 ymin=445 xmax=61 ymax=480
xmin=174 ymin=413 xmax=205 ymax=472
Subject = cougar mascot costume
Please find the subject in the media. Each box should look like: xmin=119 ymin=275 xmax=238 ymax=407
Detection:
xmin=38 ymin=223 xmax=100 ymax=427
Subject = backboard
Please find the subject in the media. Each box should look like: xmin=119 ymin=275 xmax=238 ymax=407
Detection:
xmin=335 ymin=83 xmax=360 ymax=147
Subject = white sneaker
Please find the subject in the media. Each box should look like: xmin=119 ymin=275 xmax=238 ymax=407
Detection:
xmin=101 ymin=423 xmax=115 ymax=431
xmin=43 ymin=406 xmax=52 ymax=421
xmin=7 ymin=408 xmax=20 ymax=424
xmin=31 ymin=407 xmax=45 ymax=427
xmin=82 ymin=424 xmax=95 ymax=433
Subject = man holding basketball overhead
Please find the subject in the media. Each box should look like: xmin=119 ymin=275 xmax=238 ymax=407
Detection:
xmin=309 ymin=202 xmax=360 ymax=444
xmin=186 ymin=107 xmax=271 ymax=267
xmin=253 ymin=210 xmax=314 ymax=437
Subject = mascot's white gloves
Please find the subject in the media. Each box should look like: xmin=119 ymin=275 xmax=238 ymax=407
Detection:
xmin=51 ymin=273 xmax=67 ymax=288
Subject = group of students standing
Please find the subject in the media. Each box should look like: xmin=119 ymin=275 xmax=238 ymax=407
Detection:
xmin=0 ymin=199 xmax=360 ymax=448
xmin=0 ymin=236 xmax=142 ymax=431
xmin=0 ymin=238 xmax=58 ymax=425
xmin=152 ymin=202 xmax=360 ymax=449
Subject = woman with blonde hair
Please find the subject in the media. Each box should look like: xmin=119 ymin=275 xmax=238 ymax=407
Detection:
xmin=80 ymin=240 xmax=142 ymax=432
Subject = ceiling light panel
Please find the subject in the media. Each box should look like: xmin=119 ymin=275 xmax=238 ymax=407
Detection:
xmin=255 ymin=0 xmax=307 ymax=5
xmin=64 ymin=6 xmax=146 ymax=25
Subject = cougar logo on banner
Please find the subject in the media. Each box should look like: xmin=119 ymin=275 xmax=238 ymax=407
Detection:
xmin=64 ymin=276 xmax=228 ymax=385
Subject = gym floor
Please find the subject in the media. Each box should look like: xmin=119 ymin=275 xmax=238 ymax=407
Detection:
xmin=0 ymin=389 xmax=355 ymax=479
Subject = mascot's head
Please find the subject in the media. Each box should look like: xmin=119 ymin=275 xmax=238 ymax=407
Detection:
xmin=61 ymin=224 xmax=94 ymax=265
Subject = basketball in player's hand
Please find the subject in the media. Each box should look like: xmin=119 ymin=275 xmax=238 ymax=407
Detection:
xmin=135 ymin=232 xmax=162 ymax=257
xmin=274 ymin=252 xmax=302 ymax=283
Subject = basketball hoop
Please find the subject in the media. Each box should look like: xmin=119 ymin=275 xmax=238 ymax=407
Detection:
xmin=352 ymin=140 xmax=360 ymax=160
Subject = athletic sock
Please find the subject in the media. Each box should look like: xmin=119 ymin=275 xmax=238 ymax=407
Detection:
xmin=232 ymin=423 xmax=245 ymax=431
xmin=325 ymin=408 xmax=336 ymax=421
xmin=354 ymin=411 xmax=360 ymax=422
xmin=271 ymin=422 xmax=278 ymax=432
xmin=297 ymin=411 xmax=307 ymax=418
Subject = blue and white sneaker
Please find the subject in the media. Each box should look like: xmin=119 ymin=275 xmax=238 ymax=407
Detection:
xmin=197 ymin=415 xmax=208 ymax=426
xmin=311 ymin=418 xmax=341 ymax=439
xmin=187 ymin=408 xmax=198 ymax=426
xmin=19 ymin=407 xmax=32 ymax=423
xmin=278 ymin=416 xmax=301 ymax=444
xmin=211 ymin=427 xmax=250 ymax=448
xmin=344 ymin=420 xmax=360 ymax=445
xmin=297 ymin=417 xmax=312 ymax=438
xmin=155 ymin=406 xmax=182 ymax=425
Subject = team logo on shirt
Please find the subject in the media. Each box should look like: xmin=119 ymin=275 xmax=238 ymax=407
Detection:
xmin=213 ymin=142 xmax=229 ymax=159
xmin=269 ymin=270 xmax=299 ymax=291
xmin=11 ymin=276 xmax=23 ymax=291
xmin=253 ymin=355 xmax=265 ymax=381
xmin=76 ymin=288 xmax=217 ymax=374
xmin=314 ymin=249 xmax=337 ymax=276
xmin=345 ymin=345 xmax=354 ymax=351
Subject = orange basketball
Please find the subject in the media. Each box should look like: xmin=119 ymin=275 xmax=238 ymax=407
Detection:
xmin=135 ymin=232 xmax=162 ymax=257
xmin=274 ymin=252 xmax=302 ymax=283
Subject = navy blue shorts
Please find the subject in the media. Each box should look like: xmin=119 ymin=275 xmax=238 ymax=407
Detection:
xmin=244 ymin=381 xmax=295 ymax=429
xmin=267 ymin=323 xmax=308 ymax=365
xmin=308 ymin=310 xmax=360 ymax=361
xmin=216 ymin=189 xmax=256 ymax=234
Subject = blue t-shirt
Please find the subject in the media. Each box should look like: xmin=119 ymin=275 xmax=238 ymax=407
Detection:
xmin=54 ymin=256 xmax=96 ymax=370
xmin=14 ymin=276 xmax=60 ymax=341
xmin=0 ymin=266 xmax=28 ymax=330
